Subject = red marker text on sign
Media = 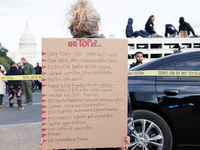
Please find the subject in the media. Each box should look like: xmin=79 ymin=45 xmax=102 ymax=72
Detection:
xmin=68 ymin=39 xmax=101 ymax=47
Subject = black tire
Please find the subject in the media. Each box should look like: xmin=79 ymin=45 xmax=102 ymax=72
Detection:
xmin=129 ymin=109 xmax=173 ymax=150
xmin=31 ymin=80 xmax=37 ymax=92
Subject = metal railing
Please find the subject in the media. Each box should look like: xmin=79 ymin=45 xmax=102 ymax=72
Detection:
xmin=128 ymin=38 xmax=200 ymax=65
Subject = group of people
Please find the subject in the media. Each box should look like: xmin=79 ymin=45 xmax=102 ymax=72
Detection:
xmin=0 ymin=58 xmax=42 ymax=110
xmin=126 ymin=15 xmax=196 ymax=38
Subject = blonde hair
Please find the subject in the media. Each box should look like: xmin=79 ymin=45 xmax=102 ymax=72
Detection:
xmin=67 ymin=0 xmax=101 ymax=38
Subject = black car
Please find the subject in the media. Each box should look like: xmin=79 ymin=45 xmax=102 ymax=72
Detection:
xmin=128 ymin=51 xmax=200 ymax=150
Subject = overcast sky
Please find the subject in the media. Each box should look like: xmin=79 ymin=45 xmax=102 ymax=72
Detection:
xmin=1 ymin=0 xmax=200 ymax=52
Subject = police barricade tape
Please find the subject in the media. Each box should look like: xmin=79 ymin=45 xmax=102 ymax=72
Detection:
xmin=0 ymin=75 xmax=42 ymax=80
xmin=0 ymin=71 xmax=199 ymax=80
xmin=128 ymin=70 xmax=200 ymax=77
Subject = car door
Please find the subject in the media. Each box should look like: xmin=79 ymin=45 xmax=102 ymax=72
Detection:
xmin=156 ymin=57 xmax=200 ymax=145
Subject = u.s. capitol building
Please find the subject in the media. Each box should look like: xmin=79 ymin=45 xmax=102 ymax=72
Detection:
xmin=8 ymin=22 xmax=41 ymax=66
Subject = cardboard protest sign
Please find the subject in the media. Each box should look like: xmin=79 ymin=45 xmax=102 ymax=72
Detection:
xmin=42 ymin=38 xmax=128 ymax=149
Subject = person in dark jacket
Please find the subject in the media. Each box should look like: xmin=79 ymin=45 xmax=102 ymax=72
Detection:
xmin=6 ymin=62 xmax=24 ymax=110
xmin=126 ymin=18 xmax=149 ymax=38
xmin=145 ymin=15 xmax=163 ymax=38
xmin=34 ymin=63 xmax=42 ymax=74
xmin=179 ymin=17 xmax=196 ymax=37
xmin=129 ymin=51 xmax=143 ymax=69
xmin=34 ymin=62 xmax=42 ymax=89
xmin=164 ymin=24 xmax=178 ymax=38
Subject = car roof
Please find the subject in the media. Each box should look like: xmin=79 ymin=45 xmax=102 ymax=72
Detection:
xmin=130 ymin=51 xmax=200 ymax=70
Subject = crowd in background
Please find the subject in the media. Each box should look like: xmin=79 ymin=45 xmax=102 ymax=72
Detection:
xmin=0 ymin=59 xmax=42 ymax=110
xmin=126 ymin=15 xmax=196 ymax=38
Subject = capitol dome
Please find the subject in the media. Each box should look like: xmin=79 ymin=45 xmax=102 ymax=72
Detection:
xmin=7 ymin=22 xmax=42 ymax=66
xmin=18 ymin=22 xmax=38 ymax=51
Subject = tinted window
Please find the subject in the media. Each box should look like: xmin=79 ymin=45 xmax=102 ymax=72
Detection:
xmin=177 ymin=57 xmax=200 ymax=79
xmin=177 ymin=57 xmax=200 ymax=70
xmin=161 ymin=63 xmax=176 ymax=70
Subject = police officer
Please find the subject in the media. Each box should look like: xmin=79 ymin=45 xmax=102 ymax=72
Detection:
xmin=21 ymin=58 xmax=35 ymax=105
xmin=129 ymin=52 xmax=143 ymax=69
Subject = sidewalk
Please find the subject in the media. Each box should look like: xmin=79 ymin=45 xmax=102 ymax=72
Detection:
xmin=0 ymin=123 xmax=41 ymax=150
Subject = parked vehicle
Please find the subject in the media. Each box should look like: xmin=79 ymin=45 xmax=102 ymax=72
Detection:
xmin=128 ymin=51 xmax=200 ymax=150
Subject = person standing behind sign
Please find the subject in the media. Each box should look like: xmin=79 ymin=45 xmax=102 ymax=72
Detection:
xmin=6 ymin=62 xmax=24 ymax=110
xmin=39 ymin=0 xmax=131 ymax=150
xmin=67 ymin=0 xmax=104 ymax=39
xmin=68 ymin=2 xmax=127 ymax=150
xmin=21 ymin=58 xmax=34 ymax=105
xmin=0 ymin=66 xmax=6 ymax=108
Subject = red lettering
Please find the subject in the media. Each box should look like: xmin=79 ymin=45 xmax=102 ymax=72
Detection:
xmin=68 ymin=39 xmax=99 ymax=47
xmin=76 ymin=39 xmax=84 ymax=47
xmin=94 ymin=40 xmax=97 ymax=47
xmin=91 ymin=43 xmax=94 ymax=47
xmin=87 ymin=39 xmax=92 ymax=47
xmin=82 ymin=41 xmax=87 ymax=47
xmin=68 ymin=41 xmax=72 ymax=47
xmin=73 ymin=41 xmax=77 ymax=47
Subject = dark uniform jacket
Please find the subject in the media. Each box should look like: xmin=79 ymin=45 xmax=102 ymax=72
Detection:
xmin=22 ymin=62 xmax=35 ymax=75
xmin=129 ymin=62 xmax=142 ymax=69
xmin=179 ymin=22 xmax=195 ymax=36
xmin=6 ymin=67 xmax=22 ymax=86
xmin=34 ymin=66 xmax=42 ymax=74
xmin=165 ymin=24 xmax=177 ymax=37
xmin=145 ymin=20 xmax=156 ymax=34
xmin=126 ymin=18 xmax=134 ymax=38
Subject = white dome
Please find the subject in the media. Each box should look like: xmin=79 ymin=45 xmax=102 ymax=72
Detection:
xmin=18 ymin=22 xmax=38 ymax=51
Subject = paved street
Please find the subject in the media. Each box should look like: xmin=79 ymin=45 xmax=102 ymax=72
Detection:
xmin=0 ymin=89 xmax=189 ymax=150
xmin=0 ymin=90 xmax=42 ymax=150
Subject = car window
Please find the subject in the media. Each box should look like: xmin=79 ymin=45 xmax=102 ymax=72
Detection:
xmin=176 ymin=57 xmax=200 ymax=71
xmin=176 ymin=57 xmax=200 ymax=79
xmin=161 ymin=63 xmax=176 ymax=70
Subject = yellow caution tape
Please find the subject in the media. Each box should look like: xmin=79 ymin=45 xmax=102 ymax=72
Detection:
xmin=128 ymin=70 xmax=200 ymax=77
xmin=0 ymin=75 xmax=42 ymax=80
xmin=0 ymin=70 xmax=199 ymax=81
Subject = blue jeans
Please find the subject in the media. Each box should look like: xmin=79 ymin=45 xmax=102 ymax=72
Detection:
xmin=133 ymin=30 xmax=149 ymax=38
xmin=146 ymin=32 xmax=163 ymax=38
xmin=168 ymin=35 xmax=174 ymax=38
